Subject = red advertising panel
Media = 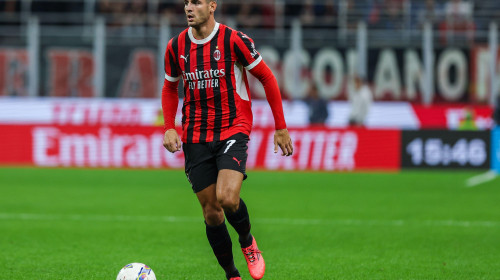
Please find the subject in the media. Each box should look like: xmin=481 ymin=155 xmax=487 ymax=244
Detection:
xmin=2 ymin=125 xmax=33 ymax=165
xmin=248 ymin=128 xmax=401 ymax=171
xmin=412 ymin=104 xmax=494 ymax=130
xmin=0 ymin=125 xmax=401 ymax=171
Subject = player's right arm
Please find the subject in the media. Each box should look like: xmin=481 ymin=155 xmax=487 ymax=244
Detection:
xmin=162 ymin=38 xmax=182 ymax=153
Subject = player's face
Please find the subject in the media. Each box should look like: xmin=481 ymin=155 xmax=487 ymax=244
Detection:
xmin=184 ymin=0 xmax=215 ymax=28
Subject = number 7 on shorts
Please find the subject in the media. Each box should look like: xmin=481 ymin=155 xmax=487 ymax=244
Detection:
xmin=224 ymin=139 xmax=236 ymax=153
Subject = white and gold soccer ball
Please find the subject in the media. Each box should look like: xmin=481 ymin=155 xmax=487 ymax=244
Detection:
xmin=116 ymin=263 xmax=157 ymax=280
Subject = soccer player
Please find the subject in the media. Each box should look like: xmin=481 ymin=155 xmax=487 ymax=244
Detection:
xmin=161 ymin=0 xmax=293 ymax=279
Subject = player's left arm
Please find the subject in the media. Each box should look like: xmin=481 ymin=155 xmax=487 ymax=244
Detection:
xmin=249 ymin=60 xmax=293 ymax=156
xmin=233 ymin=32 xmax=293 ymax=156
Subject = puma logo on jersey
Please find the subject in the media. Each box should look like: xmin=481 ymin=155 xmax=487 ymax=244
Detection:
xmin=233 ymin=157 xmax=242 ymax=166
xmin=180 ymin=54 xmax=189 ymax=62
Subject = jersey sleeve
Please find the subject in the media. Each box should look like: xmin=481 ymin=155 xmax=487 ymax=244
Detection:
xmin=233 ymin=31 xmax=263 ymax=71
xmin=249 ymin=60 xmax=287 ymax=130
xmin=161 ymin=79 xmax=180 ymax=132
xmin=164 ymin=38 xmax=181 ymax=82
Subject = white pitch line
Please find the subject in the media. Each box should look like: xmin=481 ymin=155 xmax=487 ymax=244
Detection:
xmin=465 ymin=170 xmax=498 ymax=188
xmin=0 ymin=213 xmax=201 ymax=223
xmin=0 ymin=213 xmax=499 ymax=228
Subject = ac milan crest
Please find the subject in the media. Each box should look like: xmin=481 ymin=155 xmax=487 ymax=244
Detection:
xmin=213 ymin=49 xmax=221 ymax=61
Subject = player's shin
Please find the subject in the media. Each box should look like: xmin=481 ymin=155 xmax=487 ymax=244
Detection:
xmin=225 ymin=198 xmax=253 ymax=248
xmin=205 ymin=221 xmax=239 ymax=277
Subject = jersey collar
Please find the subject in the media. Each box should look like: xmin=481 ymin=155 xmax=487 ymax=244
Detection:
xmin=188 ymin=22 xmax=220 ymax=45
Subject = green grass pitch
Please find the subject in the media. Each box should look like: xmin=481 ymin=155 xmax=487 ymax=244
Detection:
xmin=1 ymin=167 xmax=499 ymax=279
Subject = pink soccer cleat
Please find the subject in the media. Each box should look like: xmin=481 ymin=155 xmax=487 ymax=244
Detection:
xmin=241 ymin=237 xmax=265 ymax=280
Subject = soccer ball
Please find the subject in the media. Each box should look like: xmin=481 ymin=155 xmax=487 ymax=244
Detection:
xmin=116 ymin=263 xmax=156 ymax=280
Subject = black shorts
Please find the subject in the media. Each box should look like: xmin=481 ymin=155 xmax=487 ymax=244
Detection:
xmin=182 ymin=133 xmax=249 ymax=193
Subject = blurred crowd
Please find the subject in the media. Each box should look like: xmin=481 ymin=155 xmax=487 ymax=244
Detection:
xmin=1 ymin=0 xmax=499 ymax=33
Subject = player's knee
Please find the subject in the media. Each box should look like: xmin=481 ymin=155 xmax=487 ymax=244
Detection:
xmin=203 ymin=206 xmax=224 ymax=225
xmin=217 ymin=195 xmax=239 ymax=213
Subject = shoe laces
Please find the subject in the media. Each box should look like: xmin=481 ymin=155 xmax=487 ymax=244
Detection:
xmin=243 ymin=246 xmax=262 ymax=263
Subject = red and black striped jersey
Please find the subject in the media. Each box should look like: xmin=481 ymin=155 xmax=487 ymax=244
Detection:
xmin=163 ymin=22 xmax=263 ymax=143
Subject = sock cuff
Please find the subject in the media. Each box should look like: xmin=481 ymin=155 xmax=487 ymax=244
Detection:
xmin=225 ymin=198 xmax=248 ymax=222
xmin=205 ymin=220 xmax=229 ymax=235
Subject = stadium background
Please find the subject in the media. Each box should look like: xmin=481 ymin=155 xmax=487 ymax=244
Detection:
xmin=1 ymin=0 xmax=500 ymax=279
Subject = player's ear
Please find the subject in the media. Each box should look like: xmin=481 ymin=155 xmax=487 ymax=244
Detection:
xmin=210 ymin=0 xmax=217 ymax=13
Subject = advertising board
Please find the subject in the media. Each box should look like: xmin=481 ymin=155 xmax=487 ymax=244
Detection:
xmin=0 ymin=46 xmax=485 ymax=103
xmin=0 ymin=125 xmax=401 ymax=171
xmin=1 ymin=98 xmax=494 ymax=130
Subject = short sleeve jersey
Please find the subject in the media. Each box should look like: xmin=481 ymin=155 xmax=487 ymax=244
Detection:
xmin=164 ymin=22 xmax=262 ymax=143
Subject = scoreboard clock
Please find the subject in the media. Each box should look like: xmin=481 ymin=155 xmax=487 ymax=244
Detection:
xmin=402 ymin=130 xmax=490 ymax=169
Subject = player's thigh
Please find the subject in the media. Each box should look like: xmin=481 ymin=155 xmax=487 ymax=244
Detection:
xmin=183 ymin=142 xmax=218 ymax=193
xmin=216 ymin=169 xmax=244 ymax=205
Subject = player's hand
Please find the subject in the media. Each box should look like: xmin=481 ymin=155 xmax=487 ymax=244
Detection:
xmin=274 ymin=128 xmax=293 ymax=156
xmin=163 ymin=129 xmax=182 ymax=153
